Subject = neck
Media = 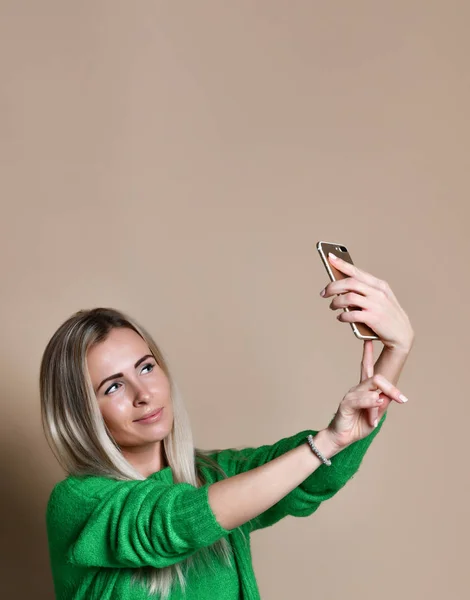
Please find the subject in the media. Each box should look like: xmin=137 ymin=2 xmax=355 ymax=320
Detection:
xmin=121 ymin=440 xmax=168 ymax=478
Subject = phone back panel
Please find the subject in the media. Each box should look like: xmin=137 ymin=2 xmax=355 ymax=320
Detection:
xmin=317 ymin=241 xmax=378 ymax=340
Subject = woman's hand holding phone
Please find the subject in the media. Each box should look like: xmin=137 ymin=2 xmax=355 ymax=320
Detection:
xmin=320 ymin=252 xmax=414 ymax=354
xmin=315 ymin=242 xmax=413 ymax=449
xmin=324 ymin=340 xmax=409 ymax=451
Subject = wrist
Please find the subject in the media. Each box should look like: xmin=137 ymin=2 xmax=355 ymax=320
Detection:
xmin=385 ymin=330 xmax=415 ymax=355
xmin=311 ymin=428 xmax=345 ymax=458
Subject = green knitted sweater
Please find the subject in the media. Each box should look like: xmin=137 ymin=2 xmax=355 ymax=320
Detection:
xmin=46 ymin=414 xmax=386 ymax=599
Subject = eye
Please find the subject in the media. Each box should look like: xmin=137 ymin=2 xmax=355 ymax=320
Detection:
xmin=104 ymin=382 xmax=120 ymax=395
xmin=103 ymin=363 xmax=155 ymax=396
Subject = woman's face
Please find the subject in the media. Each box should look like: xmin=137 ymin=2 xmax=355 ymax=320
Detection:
xmin=87 ymin=327 xmax=174 ymax=450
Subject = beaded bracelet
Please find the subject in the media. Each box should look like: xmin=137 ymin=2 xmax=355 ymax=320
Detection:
xmin=306 ymin=435 xmax=332 ymax=466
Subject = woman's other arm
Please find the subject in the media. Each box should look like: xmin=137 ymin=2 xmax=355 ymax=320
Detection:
xmin=209 ymin=369 xmax=405 ymax=531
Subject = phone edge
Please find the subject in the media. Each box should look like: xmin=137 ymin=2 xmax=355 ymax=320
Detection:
xmin=316 ymin=240 xmax=379 ymax=341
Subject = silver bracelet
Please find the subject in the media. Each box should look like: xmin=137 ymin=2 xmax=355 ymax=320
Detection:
xmin=306 ymin=435 xmax=332 ymax=466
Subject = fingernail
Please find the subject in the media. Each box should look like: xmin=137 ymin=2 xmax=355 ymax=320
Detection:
xmin=328 ymin=252 xmax=338 ymax=260
xmin=374 ymin=418 xmax=378 ymax=427
xmin=399 ymin=394 xmax=409 ymax=403
xmin=320 ymin=288 xmax=326 ymax=297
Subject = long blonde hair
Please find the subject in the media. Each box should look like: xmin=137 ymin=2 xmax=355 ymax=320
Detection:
xmin=40 ymin=307 xmax=243 ymax=598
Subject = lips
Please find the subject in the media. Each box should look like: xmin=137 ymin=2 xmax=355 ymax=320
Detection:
xmin=134 ymin=408 xmax=163 ymax=422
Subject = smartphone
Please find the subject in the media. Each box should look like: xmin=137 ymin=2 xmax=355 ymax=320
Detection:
xmin=316 ymin=241 xmax=379 ymax=340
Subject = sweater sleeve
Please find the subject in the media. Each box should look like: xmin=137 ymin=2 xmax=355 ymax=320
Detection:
xmin=212 ymin=412 xmax=387 ymax=532
xmin=50 ymin=478 xmax=233 ymax=569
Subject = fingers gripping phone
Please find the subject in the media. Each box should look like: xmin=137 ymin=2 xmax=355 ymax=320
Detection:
xmin=316 ymin=241 xmax=379 ymax=341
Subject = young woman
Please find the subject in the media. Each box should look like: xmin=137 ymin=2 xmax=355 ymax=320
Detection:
xmin=41 ymin=253 xmax=414 ymax=599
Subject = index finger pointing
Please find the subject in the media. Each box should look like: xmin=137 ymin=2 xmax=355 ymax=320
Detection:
xmin=360 ymin=340 xmax=374 ymax=382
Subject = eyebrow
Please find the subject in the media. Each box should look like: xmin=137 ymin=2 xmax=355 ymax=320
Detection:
xmin=95 ymin=354 xmax=154 ymax=393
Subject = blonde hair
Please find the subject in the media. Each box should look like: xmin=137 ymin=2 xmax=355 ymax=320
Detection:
xmin=40 ymin=307 xmax=244 ymax=598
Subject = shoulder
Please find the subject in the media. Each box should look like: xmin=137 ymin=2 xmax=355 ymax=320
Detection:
xmin=45 ymin=474 xmax=129 ymax=529
xmin=48 ymin=474 xmax=118 ymax=505
xmin=46 ymin=466 xmax=181 ymax=513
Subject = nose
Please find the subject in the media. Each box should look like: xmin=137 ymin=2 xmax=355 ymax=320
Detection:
xmin=132 ymin=380 xmax=151 ymax=404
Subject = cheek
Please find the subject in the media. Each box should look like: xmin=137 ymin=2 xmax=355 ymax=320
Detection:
xmin=152 ymin=371 xmax=171 ymax=397
xmin=100 ymin=398 xmax=132 ymax=431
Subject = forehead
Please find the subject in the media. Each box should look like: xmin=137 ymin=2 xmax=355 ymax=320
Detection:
xmin=87 ymin=328 xmax=151 ymax=374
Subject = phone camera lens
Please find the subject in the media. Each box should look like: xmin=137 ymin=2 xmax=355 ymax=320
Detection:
xmin=340 ymin=246 xmax=347 ymax=252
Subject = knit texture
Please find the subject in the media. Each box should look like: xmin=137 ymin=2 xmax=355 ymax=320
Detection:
xmin=46 ymin=413 xmax=386 ymax=599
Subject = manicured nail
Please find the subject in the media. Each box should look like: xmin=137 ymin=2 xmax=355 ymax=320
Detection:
xmin=329 ymin=252 xmax=338 ymax=260
xmin=399 ymin=394 xmax=408 ymax=403
xmin=320 ymin=288 xmax=326 ymax=297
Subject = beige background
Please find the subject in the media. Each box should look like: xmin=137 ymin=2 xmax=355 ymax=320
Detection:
xmin=1 ymin=1 xmax=469 ymax=598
